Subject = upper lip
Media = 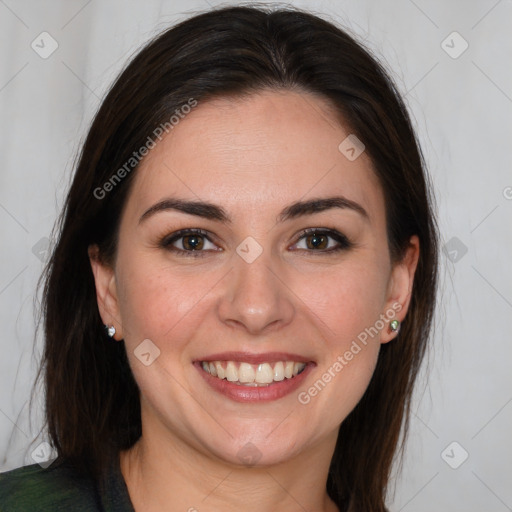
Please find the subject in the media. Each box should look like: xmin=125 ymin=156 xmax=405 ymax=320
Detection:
xmin=195 ymin=351 xmax=314 ymax=365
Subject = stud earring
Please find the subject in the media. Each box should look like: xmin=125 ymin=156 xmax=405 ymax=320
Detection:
xmin=389 ymin=319 xmax=400 ymax=333
xmin=105 ymin=324 xmax=116 ymax=338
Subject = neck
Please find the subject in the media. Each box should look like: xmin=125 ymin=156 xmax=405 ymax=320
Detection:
xmin=120 ymin=425 xmax=339 ymax=512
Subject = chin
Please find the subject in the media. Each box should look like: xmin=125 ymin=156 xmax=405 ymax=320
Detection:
xmin=199 ymin=427 xmax=307 ymax=468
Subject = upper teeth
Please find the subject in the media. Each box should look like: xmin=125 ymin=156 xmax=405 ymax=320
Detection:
xmin=201 ymin=360 xmax=306 ymax=385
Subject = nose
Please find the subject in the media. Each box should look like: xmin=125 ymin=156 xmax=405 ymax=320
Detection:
xmin=216 ymin=249 xmax=295 ymax=335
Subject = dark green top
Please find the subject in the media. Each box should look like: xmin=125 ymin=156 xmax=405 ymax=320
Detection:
xmin=0 ymin=454 xmax=135 ymax=511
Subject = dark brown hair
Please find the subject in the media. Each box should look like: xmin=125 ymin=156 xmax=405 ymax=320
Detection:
xmin=33 ymin=5 xmax=438 ymax=511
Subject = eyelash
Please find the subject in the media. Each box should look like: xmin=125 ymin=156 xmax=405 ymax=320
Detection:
xmin=159 ymin=228 xmax=353 ymax=258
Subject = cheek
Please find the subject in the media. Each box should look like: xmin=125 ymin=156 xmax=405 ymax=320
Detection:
xmin=115 ymin=255 xmax=211 ymax=344
xmin=294 ymin=259 xmax=389 ymax=344
xmin=293 ymin=265 xmax=385 ymax=426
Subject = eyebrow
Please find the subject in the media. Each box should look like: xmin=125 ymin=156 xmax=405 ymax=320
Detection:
xmin=139 ymin=196 xmax=369 ymax=224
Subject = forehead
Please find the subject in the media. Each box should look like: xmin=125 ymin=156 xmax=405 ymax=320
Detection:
xmin=125 ymin=90 xmax=384 ymax=223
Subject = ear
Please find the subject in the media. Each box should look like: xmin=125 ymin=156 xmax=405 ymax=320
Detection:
xmin=380 ymin=235 xmax=420 ymax=343
xmin=88 ymin=244 xmax=123 ymax=340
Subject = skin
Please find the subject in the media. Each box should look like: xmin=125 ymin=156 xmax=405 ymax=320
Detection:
xmin=89 ymin=90 xmax=419 ymax=512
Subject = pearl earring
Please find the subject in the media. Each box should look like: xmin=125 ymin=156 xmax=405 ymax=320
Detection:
xmin=105 ymin=324 xmax=116 ymax=338
xmin=390 ymin=319 xmax=400 ymax=333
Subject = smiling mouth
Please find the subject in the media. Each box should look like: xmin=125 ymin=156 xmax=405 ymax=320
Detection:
xmin=200 ymin=360 xmax=307 ymax=386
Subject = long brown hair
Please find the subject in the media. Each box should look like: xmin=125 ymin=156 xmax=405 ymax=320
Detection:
xmin=33 ymin=5 xmax=438 ymax=511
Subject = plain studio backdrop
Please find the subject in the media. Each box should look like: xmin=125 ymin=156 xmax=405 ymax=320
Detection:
xmin=0 ymin=1 xmax=511 ymax=510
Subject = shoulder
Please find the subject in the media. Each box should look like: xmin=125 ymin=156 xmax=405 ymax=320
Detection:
xmin=0 ymin=458 xmax=101 ymax=511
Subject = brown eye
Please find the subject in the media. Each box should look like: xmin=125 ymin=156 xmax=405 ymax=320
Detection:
xmin=292 ymin=229 xmax=352 ymax=253
xmin=305 ymin=232 xmax=329 ymax=250
xmin=182 ymin=234 xmax=204 ymax=250
xmin=160 ymin=229 xmax=220 ymax=257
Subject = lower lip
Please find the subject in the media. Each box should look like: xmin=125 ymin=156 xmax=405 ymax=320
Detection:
xmin=194 ymin=362 xmax=314 ymax=402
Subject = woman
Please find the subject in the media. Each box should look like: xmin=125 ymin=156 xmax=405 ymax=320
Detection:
xmin=0 ymin=5 xmax=438 ymax=511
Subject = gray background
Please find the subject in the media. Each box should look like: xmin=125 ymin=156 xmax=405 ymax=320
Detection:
xmin=1 ymin=0 xmax=511 ymax=510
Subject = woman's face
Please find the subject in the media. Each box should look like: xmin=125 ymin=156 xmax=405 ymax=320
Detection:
xmin=91 ymin=90 xmax=418 ymax=467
